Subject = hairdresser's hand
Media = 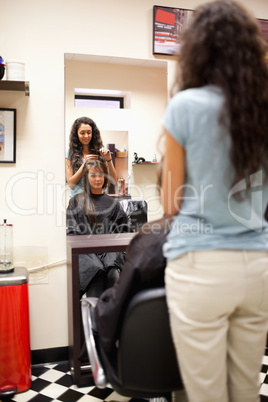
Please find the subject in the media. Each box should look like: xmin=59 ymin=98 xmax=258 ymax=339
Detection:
xmin=84 ymin=154 xmax=98 ymax=162
xmin=99 ymin=147 xmax=112 ymax=161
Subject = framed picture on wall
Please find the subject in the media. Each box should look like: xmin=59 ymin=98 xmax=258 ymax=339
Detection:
xmin=0 ymin=108 xmax=16 ymax=163
xmin=153 ymin=5 xmax=194 ymax=55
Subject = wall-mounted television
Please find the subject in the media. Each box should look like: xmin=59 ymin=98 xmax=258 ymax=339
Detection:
xmin=153 ymin=6 xmax=268 ymax=59
xmin=153 ymin=5 xmax=194 ymax=55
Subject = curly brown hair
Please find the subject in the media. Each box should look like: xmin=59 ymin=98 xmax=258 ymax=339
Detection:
xmin=68 ymin=117 xmax=104 ymax=173
xmin=174 ymin=0 xmax=268 ymax=191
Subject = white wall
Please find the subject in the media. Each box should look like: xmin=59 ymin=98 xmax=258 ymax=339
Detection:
xmin=1 ymin=0 xmax=268 ymax=351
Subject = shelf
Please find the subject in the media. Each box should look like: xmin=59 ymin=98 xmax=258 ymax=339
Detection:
xmin=132 ymin=162 xmax=159 ymax=165
xmin=116 ymin=151 xmax=127 ymax=158
xmin=0 ymin=80 xmax=30 ymax=96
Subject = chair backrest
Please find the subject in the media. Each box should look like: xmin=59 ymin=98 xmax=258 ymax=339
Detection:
xmin=120 ymin=199 xmax=148 ymax=232
xmin=98 ymin=287 xmax=183 ymax=398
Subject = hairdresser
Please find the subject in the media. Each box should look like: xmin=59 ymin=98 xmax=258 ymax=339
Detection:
xmin=66 ymin=116 xmax=117 ymax=199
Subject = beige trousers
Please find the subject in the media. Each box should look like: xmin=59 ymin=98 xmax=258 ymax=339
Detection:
xmin=165 ymin=250 xmax=268 ymax=402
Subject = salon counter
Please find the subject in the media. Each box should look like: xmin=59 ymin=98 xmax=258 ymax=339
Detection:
xmin=67 ymin=233 xmax=136 ymax=386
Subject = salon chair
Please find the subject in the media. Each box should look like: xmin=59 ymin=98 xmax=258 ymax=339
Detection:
xmin=120 ymin=199 xmax=148 ymax=232
xmin=81 ymin=287 xmax=184 ymax=400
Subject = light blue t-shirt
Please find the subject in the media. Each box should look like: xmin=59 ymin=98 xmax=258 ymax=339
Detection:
xmin=162 ymin=85 xmax=268 ymax=260
xmin=66 ymin=150 xmax=84 ymax=199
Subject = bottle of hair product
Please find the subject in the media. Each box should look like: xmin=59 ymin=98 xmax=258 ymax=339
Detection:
xmin=118 ymin=178 xmax=125 ymax=195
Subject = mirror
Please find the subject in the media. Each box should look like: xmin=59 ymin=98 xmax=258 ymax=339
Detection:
xmin=64 ymin=53 xmax=168 ymax=221
xmin=65 ymin=54 xmax=169 ymax=379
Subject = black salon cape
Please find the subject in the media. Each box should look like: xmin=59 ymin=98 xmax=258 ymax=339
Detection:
xmin=66 ymin=192 xmax=130 ymax=297
xmin=66 ymin=192 xmax=129 ymax=235
xmin=94 ymin=218 xmax=171 ymax=353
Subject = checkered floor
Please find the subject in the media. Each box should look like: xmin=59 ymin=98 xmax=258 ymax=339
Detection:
xmin=4 ymin=361 xmax=148 ymax=402
xmin=260 ymin=348 xmax=268 ymax=402
xmin=2 ymin=348 xmax=268 ymax=402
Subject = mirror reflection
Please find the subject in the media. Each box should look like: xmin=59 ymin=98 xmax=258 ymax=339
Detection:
xmin=65 ymin=54 xmax=168 ymax=219
xmin=65 ymin=54 xmax=168 ymax=292
xmin=65 ymin=54 xmax=168 ymax=375
xmin=65 ymin=116 xmax=117 ymax=200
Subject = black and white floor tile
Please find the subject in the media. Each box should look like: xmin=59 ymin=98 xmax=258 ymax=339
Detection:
xmin=3 ymin=361 xmax=145 ymax=402
xmin=2 ymin=348 xmax=268 ymax=402
xmin=260 ymin=348 xmax=268 ymax=402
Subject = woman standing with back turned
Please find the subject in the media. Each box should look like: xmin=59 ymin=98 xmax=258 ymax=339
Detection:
xmin=162 ymin=1 xmax=268 ymax=401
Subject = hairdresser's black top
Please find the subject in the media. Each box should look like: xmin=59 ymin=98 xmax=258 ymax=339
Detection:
xmin=66 ymin=192 xmax=129 ymax=235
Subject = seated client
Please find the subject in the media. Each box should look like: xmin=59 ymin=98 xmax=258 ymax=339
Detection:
xmin=66 ymin=158 xmax=130 ymax=297
xmin=67 ymin=158 xmax=128 ymax=235
xmin=94 ymin=216 xmax=172 ymax=353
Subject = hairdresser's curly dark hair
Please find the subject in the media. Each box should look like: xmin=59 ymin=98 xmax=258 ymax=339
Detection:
xmin=82 ymin=158 xmax=109 ymax=225
xmin=68 ymin=117 xmax=104 ymax=173
xmin=174 ymin=0 xmax=268 ymax=190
